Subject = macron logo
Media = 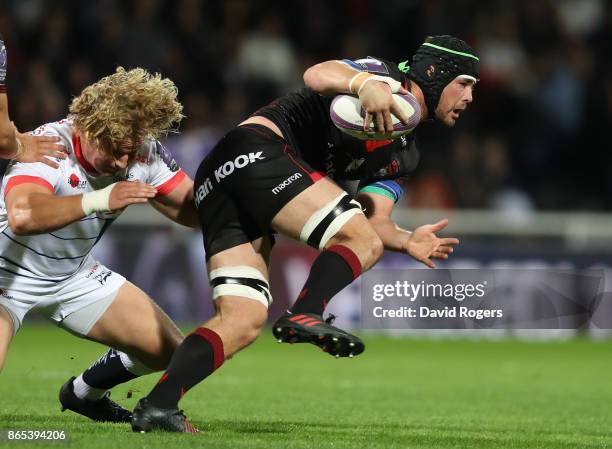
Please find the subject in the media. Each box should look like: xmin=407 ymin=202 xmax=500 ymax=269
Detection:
xmin=272 ymin=172 xmax=302 ymax=195
xmin=214 ymin=151 xmax=264 ymax=182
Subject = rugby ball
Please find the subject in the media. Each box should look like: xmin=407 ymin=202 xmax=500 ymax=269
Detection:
xmin=330 ymin=93 xmax=421 ymax=140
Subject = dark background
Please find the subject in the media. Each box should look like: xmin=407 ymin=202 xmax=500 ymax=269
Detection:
xmin=1 ymin=0 xmax=611 ymax=211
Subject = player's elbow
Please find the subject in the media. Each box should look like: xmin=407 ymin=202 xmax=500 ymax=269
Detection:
xmin=7 ymin=204 xmax=36 ymax=236
xmin=8 ymin=214 xmax=32 ymax=235
xmin=303 ymin=62 xmax=337 ymax=94
xmin=303 ymin=64 xmax=323 ymax=90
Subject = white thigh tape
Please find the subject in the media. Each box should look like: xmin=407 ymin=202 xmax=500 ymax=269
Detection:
xmin=318 ymin=206 xmax=362 ymax=249
xmin=299 ymin=193 xmax=345 ymax=243
xmin=300 ymin=193 xmax=363 ymax=250
xmin=209 ymin=266 xmax=272 ymax=308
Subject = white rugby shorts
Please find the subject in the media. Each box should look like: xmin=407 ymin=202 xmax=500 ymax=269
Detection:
xmin=0 ymin=256 xmax=125 ymax=336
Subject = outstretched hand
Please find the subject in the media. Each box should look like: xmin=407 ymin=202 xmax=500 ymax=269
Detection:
xmin=403 ymin=218 xmax=459 ymax=269
xmin=14 ymin=123 xmax=66 ymax=168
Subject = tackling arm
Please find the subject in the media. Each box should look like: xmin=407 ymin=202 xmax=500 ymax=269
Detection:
xmin=6 ymin=183 xmax=87 ymax=235
xmin=6 ymin=180 xmax=158 ymax=235
xmin=149 ymin=175 xmax=199 ymax=228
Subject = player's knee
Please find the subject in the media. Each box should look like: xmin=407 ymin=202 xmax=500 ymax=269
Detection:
xmin=329 ymin=224 xmax=383 ymax=271
xmin=209 ymin=266 xmax=271 ymax=351
xmin=352 ymin=232 xmax=383 ymax=271
xmin=217 ymin=301 xmax=267 ymax=349
xmin=234 ymin=315 xmax=265 ymax=347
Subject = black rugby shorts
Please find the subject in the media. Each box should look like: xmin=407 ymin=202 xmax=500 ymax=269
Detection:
xmin=193 ymin=124 xmax=324 ymax=259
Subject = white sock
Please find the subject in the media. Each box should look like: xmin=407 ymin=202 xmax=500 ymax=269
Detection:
xmin=118 ymin=351 xmax=155 ymax=376
xmin=72 ymin=374 xmax=107 ymax=401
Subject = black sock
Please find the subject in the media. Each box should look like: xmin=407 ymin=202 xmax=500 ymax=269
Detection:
xmin=290 ymin=244 xmax=362 ymax=316
xmin=146 ymin=327 xmax=224 ymax=409
xmin=82 ymin=349 xmax=138 ymax=390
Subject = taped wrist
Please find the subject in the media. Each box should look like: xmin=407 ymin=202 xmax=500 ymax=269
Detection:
xmin=348 ymin=72 xmax=372 ymax=94
xmin=81 ymin=183 xmax=116 ymax=215
xmin=357 ymin=75 xmax=403 ymax=95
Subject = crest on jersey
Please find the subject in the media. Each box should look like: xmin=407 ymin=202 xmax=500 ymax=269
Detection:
xmin=377 ymin=159 xmax=400 ymax=177
xmin=68 ymin=173 xmax=87 ymax=189
xmin=426 ymin=64 xmax=436 ymax=78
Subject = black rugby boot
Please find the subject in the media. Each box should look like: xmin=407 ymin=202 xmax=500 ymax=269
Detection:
xmin=131 ymin=398 xmax=199 ymax=433
xmin=59 ymin=376 xmax=132 ymax=423
xmin=272 ymin=312 xmax=365 ymax=358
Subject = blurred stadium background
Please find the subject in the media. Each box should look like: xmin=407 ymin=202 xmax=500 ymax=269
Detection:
xmin=1 ymin=0 xmax=611 ymax=334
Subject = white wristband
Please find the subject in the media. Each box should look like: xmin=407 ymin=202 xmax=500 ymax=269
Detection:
xmin=357 ymin=75 xmax=403 ymax=95
xmin=81 ymin=182 xmax=116 ymax=215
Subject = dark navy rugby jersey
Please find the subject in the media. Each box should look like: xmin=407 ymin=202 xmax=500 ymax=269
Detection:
xmin=254 ymin=57 xmax=420 ymax=200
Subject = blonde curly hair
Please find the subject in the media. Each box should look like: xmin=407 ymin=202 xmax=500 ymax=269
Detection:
xmin=69 ymin=67 xmax=184 ymax=154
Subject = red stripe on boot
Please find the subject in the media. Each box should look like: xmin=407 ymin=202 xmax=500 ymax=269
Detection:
xmin=296 ymin=317 xmax=318 ymax=325
xmin=305 ymin=320 xmax=323 ymax=327
xmin=191 ymin=327 xmax=225 ymax=370
xmin=326 ymin=245 xmax=362 ymax=279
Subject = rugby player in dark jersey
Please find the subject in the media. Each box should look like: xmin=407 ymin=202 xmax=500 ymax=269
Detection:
xmin=132 ymin=35 xmax=479 ymax=432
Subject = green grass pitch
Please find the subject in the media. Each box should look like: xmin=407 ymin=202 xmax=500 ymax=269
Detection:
xmin=1 ymin=325 xmax=611 ymax=448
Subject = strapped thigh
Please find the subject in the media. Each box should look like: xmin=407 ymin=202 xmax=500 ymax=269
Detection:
xmin=209 ymin=266 xmax=272 ymax=308
xmin=300 ymin=193 xmax=363 ymax=250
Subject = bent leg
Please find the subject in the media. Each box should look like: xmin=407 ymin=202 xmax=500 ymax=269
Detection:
xmin=143 ymin=238 xmax=270 ymax=410
xmin=272 ymin=178 xmax=383 ymax=316
xmin=86 ymin=281 xmax=183 ymax=371
xmin=64 ymin=281 xmax=183 ymax=404
xmin=58 ymin=281 xmax=184 ymax=422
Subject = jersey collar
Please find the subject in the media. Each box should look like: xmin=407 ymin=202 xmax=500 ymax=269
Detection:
xmin=72 ymin=133 xmax=97 ymax=174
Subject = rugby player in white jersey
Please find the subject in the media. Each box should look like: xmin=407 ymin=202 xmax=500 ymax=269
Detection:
xmin=0 ymin=32 xmax=67 ymax=168
xmin=0 ymin=67 xmax=197 ymax=427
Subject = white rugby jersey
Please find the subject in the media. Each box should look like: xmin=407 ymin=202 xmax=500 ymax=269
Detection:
xmin=0 ymin=118 xmax=186 ymax=282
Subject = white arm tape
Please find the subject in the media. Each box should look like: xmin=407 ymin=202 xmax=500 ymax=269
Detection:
xmin=357 ymin=75 xmax=403 ymax=95
xmin=81 ymin=182 xmax=116 ymax=215
xmin=348 ymin=72 xmax=366 ymax=93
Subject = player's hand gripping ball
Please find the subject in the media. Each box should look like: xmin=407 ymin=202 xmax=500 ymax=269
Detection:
xmin=330 ymin=93 xmax=421 ymax=140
